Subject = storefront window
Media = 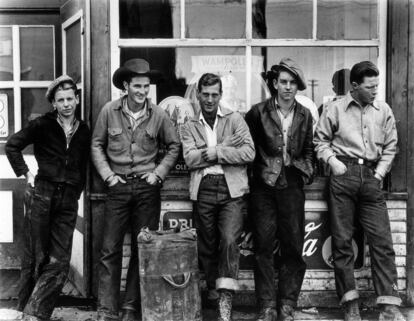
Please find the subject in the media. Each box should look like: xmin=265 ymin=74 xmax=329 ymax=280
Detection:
xmin=0 ymin=27 xmax=13 ymax=81
xmin=21 ymin=88 xmax=49 ymax=129
xmin=318 ymin=0 xmax=377 ymax=40
xmin=253 ymin=0 xmax=312 ymax=39
xmin=20 ymin=27 xmax=54 ymax=81
xmin=119 ymin=0 xmax=180 ymax=38
xmin=185 ymin=0 xmax=246 ymax=38
xmin=65 ymin=22 xmax=81 ymax=83
xmin=254 ymin=47 xmax=378 ymax=110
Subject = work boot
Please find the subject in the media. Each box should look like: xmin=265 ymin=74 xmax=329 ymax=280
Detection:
xmin=279 ymin=305 xmax=295 ymax=321
xmin=379 ymin=304 xmax=406 ymax=321
xmin=343 ymin=300 xmax=361 ymax=321
xmin=218 ymin=290 xmax=233 ymax=321
xmin=256 ymin=307 xmax=277 ymax=321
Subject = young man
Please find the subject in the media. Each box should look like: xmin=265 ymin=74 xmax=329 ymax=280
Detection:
xmin=91 ymin=59 xmax=180 ymax=321
xmin=245 ymin=58 xmax=314 ymax=321
xmin=314 ymin=61 xmax=405 ymax=321
xmin=180 ymin=73 xmax=255 ymax=321
xmin=6 ymin=75 xmax=91 ymax=321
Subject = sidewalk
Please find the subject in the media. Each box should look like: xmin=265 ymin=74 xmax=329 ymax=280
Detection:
xmin=1 ymin=302 xmax=413 ymax=321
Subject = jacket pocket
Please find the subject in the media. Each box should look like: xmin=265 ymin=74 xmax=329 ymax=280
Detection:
xmin=108 ymin=128 xmax=123 ymax=152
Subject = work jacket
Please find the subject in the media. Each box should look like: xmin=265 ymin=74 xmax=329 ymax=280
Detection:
xmin=6 ymin=110 xmax=91 ymax=188
xmin=180 ymin=107 xmax=255 ymax=200
xmin=245 ymin=97 xmax=314 ymax=187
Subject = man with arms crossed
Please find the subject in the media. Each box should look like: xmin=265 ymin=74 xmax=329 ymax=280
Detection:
xmin=6 ymin=75 xmax=90 ymax=321
xmin=314 ymin=61 xmax=405 ymax=321
xmin=181 ymin=73 xmax=255 ymax=321
xmin=245 ymin=58 xmax=314 ymax=321
xmin=91 ymin=59 xmax=180 ymax=321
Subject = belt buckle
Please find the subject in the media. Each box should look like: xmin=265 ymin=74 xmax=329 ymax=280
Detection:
xmin=125 ymin=173 xmax=137 ymax=179
xmin=357 ymin=158 xmax=364 ymax=165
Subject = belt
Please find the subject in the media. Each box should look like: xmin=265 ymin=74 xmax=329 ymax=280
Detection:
xmin=336 ymin=156 xmax=377 ymax=168
xmin=115 ymin=173 xmax=143 ymax=180
xmin=203 ymin=174 xmax=225 ymax=180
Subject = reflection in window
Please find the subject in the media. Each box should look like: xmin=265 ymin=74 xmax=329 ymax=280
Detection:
xmin=119 ymin=0 xmax=179 ymax=38
xmin=121 ymin=47 xmax=265 ymax=113
xmin=318 ymin=0 xmax=377 ymax=40
xmin=0 ymin=27 xmax=13 ymax=81
xmin=21 ymin=88 xmax=50 ymax=129
xmin=254 ymin=47 xmax=377 ymax=112
xmin=65 ymin=22 xmax=81 ymax=83
xmin=20 ymin=27 xmax=54 ymax=81
xmin=186 ymin=0 xmax=246 ymax=38
xmin=253 ymin=0 xmax=312 ymax=39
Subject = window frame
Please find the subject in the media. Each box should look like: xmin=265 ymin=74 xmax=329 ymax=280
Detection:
xmin=0 ymin=25 xmax=56 ymax=138
xmin=110 ymin=0 xmax=387 ymax=106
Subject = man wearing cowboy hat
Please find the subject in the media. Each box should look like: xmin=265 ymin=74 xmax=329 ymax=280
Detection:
xmin=245 ymin=58 xmax=314 ymax=321
xmin=6 ymin=75 xmax=90 ymax=321
xmin=91 ymin=58 xmax=180 ymax=321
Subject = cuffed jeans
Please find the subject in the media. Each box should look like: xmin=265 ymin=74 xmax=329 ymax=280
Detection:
xmin=97 ymin=178 xmax=160 ymax=319
xmin=18 ymin=179 xmax=80 ymax=320
xmin=194 ymin=175 xmax=245 ymax=292
xmin=329 ymin=162 xmax=401 ymax=306
xmin=250 ymin=167 xmax=306 ymax=308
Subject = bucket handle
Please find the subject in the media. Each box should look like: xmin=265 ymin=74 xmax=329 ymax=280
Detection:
xmin=162 ymin=272 xmax=192 ymax=289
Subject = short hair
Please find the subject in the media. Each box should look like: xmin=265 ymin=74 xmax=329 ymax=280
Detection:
xmin=350 ymin=61 xmax=379 ymax=85
xmin=53 ymin=81 xmax=77 ymax=100
xmin=197 ymin=73 xmax=222 ymax=93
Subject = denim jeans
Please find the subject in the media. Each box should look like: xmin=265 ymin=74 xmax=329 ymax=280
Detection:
xmin=250 ymin=167 xmax=306 ymax=308
xmin=18 ymin=179 xmax=80 ymax=320
xmin=329 ymin=162 xmax=401 ymax=305
xmin=97 ymin=178 xmax=160 ymax=319
xmin=194 ymin=175 xmax=245 ymax=292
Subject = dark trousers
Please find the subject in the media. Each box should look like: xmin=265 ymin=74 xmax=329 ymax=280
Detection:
xmin=18 ymin=179 xmax=80 ymax=320
xmin=250 ymin=167 xmax=306 ymax=308
xmin=97 ymin=178 xmax=160 ymax=319
xmin=194 ymin=175 xmax=245 ymax=291
xmin=329 ymin=163 xmax=400 ymax=305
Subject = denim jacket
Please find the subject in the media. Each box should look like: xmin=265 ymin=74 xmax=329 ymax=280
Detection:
xmin=245 ymin=97 xmax=314 ymax=187
xmin=91 ymin=97 xmax=180 ymax=182
xmin=180 ymin=107 xmax=255 ymax=200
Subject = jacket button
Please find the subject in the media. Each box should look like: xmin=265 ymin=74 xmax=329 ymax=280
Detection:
xmin=277 ymin=160 xmax=280 ymax=163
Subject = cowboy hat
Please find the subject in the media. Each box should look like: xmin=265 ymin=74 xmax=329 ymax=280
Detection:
xmin=270 ymin=57 xmax=307 ymax=91
xmin=112 ymin=58 xmax=162 ymax=90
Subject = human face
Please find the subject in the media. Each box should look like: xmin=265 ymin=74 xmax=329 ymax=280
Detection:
xmin=53 ymin=89 xmax=78 ymax=119
xmin=124 ymin=76 xmax=150 ymax=106
xmin=273 ymin=71 xmax=298 ymax=104
xmin=351 ymin=76 xmax=379 ymax=106
xmin=197 ymin=83 xmax=222 ymax=116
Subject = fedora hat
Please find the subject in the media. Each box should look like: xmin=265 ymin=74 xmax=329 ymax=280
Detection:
xmin=112 ymin=58 xmax=162 ymax=90
xmin=270 ymin=57 xmax=307 ymax=91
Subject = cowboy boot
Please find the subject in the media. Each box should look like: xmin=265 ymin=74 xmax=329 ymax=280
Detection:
xmin=343 ymin=299 xmax=362 ymax=321
xmin=279 ymin=305 xmax=295 ymax=321
xmin=379 ymin=305 xmax=406 ymax=321
xmin=218 ymin=290 xmax=233 ymax=321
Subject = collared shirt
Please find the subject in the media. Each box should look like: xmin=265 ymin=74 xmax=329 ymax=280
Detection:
xmin=314 ymin=92 xmax=398 ymax=177
xmin=276 ymin=100 xmax=295 ymax=166
xmin=57 ymin=114 xmax=79 ymax=148
xmin=122 ymin=98 xmax=148 ymax=131
xmin=199 ymin=106 xmax=225 ymax=176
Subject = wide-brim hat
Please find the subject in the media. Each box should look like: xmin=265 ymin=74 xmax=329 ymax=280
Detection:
xmin=112 ymin=58 xmax=162 ymax=90
xmin=45 ymin=74 xmax=76 ymax=103
xmin=270 ymin=57 xmax=307 ymax=91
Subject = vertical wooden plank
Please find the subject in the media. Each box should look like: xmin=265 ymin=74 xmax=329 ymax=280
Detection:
xmin=387 ymin=0 xmax=408 ymax=193
xmin=89 ymin=0 xmax=111 ymax=296
xmin=406 ymin=0 xmax=414 ymax=306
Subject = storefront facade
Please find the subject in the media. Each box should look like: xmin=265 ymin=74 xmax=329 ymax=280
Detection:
xmin=1 ymin=0 xmax=414 ymax=307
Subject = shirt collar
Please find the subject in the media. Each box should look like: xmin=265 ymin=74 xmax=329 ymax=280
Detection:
xmin=345 ymin=91 xmax=379 ymax=111
xmin=199 ymin=105 xmax=224 ymax=124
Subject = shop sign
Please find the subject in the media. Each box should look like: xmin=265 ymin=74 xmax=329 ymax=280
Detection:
xmin=161 ymin=210 xmax=365 ymax=271
xmin=0 ymin=94 xmax=8 ymax=138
